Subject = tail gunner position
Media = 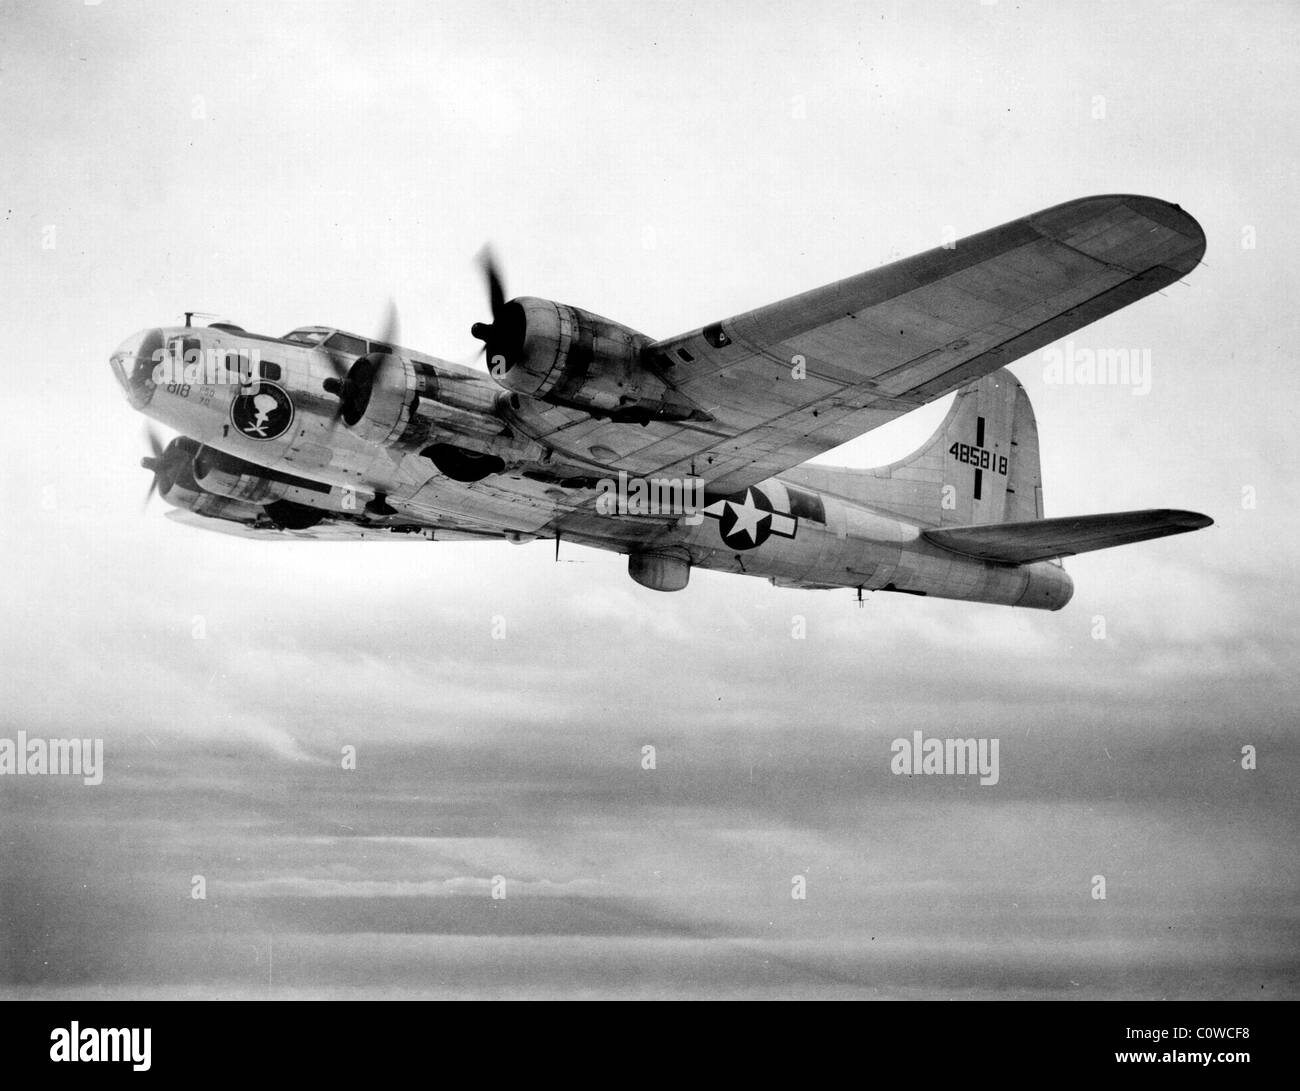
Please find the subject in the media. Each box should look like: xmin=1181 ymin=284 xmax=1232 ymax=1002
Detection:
xmin=111 ymin=195 xmax=1211 ymax=609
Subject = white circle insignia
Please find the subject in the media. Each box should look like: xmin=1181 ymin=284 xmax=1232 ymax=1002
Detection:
xmin=230 ymin=382 xmax=294 ymax=440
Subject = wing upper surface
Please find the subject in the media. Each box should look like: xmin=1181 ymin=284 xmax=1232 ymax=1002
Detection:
xmin=525 ymin=195 xmax=1205 ymax=495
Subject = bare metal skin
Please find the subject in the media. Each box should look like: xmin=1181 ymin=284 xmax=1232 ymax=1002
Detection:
xmin=112 ymin=195 xmax=1211 ymax=608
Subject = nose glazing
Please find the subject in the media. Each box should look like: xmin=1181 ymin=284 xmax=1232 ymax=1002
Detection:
xmin=110 ymin=328 xmax=164 ymax=408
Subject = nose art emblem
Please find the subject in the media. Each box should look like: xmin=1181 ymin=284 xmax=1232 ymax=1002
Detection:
xmin=230 ymin=381 xmax=294 ymax=440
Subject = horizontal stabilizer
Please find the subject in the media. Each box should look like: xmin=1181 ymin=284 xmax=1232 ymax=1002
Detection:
xmin=923 ymin=509 xmax=1212 ymax=565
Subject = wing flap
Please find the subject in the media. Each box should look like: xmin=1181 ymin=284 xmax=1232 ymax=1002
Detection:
xmin=922 ymin=509 xmax=1213 ymax=565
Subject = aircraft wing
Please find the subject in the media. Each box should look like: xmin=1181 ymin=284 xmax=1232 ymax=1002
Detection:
xmin=163 ymin=509 xmax=500 ymax=542
xmin=922 ymin=509 xmax=1213 ymax=565
xmin=568 ymin=195 xmax=1203 ymax=494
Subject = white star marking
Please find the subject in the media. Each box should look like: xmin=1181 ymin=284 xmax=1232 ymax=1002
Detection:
xmin=704 ymin=488 xmax=797 ymax=548
xmin=725 ymin=489 xmax=769 ymax=545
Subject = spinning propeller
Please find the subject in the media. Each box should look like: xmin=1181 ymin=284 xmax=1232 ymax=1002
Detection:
xmin=469 ymin=247 xmax=524 ymax=373
xmin=320 ymin=298 xmax=401 ymax=426
xmin=140 ymin=423 xmax=168 ymax=509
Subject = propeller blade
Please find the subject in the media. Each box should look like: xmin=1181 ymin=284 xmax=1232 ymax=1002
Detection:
xmin=320 ymin=347 xmax=349 ymax=381
xmin=144 ymin=423 xmax=164 ymax=460
xmin=141 ymin=425 xmax=165 ymax=510
xmin=318 ymin=345 xmax=350 ymax=411
xmin=320 ymin=301 xmax=405 ymax=429
xmin=377 ymin=297 xmax=400 ymax=349
xmin=367 ymin=299 xmax=401 ymax=393
xmin=477 ymin=246 xmax=506 ymax=320
xmin=471 ymin=245 xmax=523 ymax=371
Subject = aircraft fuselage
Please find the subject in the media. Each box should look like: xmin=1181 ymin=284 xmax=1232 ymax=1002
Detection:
xmin=112 ymin=321 xmax=1071 ymax=608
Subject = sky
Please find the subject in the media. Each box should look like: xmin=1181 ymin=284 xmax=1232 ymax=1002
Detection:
xmin=1 ymin=0 xmax=1297 ymax=998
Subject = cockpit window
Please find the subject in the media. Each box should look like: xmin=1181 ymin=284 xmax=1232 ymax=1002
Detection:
xmin=281 ymin=326 xmax=331 ymax=346
xmin=324 ymin=331 xmax=368 ymax=357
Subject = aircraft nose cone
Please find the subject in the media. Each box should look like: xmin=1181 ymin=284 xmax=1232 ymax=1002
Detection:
xmin=109 ymin=328 xmax=164 ymax=408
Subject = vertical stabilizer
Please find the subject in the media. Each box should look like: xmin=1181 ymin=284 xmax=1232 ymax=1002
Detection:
xmin=781 ymin=368 xmax=1043 ymax=528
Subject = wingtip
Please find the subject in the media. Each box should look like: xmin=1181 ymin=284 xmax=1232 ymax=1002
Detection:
xmin=1121 ymin=195 xmax=1207 ymax=272
xmin=1032 ymin=194 xmax=1207 ymax=275
xmin=1167 ymin=509 xmax=1214 ymax=530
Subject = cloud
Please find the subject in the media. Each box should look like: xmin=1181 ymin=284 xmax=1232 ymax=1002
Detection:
xmin=220 ymin=876 xmax=608 ymax=898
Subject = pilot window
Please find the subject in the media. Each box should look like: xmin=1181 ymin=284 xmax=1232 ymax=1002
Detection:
xmin=282 ymin=327 xmax=330 ymax=346
xmin=786 ymin=486 xmax=826 ymax=523
xmin=324 ymin=332 xmax=367 ymax=357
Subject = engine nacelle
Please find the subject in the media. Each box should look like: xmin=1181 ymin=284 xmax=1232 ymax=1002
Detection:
xmin=191 ymin=446 xmax=347 ymax=515
xmin=149 ymin=437 xmax=265 ymax=522
xmin=339 ymin=352 xmax=419 ymax=446
xmin=485 ymin=297 xmax=708 ymax=423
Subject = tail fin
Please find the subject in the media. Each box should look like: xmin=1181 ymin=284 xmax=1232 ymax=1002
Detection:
xmin=782 ymin=367 xmax=1041 ymax=529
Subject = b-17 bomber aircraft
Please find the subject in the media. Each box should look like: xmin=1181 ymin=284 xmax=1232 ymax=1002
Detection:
xmin=111 ymin=195 xmax=1212 ymax=610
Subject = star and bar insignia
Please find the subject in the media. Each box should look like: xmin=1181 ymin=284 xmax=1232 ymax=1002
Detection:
xmin=703 ymin=486 xmax=798 ymax=551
